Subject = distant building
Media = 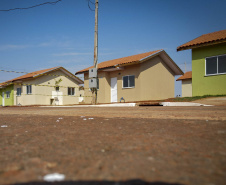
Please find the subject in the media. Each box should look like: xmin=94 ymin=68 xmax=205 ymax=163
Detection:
xmin=76 ymin=50 xmax=183 ymax=103
xmin=0 ymin=67 xmax=83 ymax=106
xmin=176 ymin=71 xmax=192 ymax=97
xmin=177 ymin=30 xmax=226 ymax=96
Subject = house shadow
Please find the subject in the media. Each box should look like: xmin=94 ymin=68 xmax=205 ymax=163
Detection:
xmin=11 ymin=179 xmax=183 ymax=185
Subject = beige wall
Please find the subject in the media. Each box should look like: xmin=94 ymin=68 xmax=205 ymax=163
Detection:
xmin=14 ymin=70 xmax=81 ymax=105
xmin=83 ymin=56 xmax=175 ymax=103
xmin=182 ymin=79 xmax=192 ymax=97
xmin=139 ymin=56 xmax=175 ymax=100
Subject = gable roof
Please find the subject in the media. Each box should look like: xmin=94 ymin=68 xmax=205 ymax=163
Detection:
xmin=0 ymin=66 xmax=83 ymax=87
xmin=177 ymin=30 xmax=226 ymax=51
xmin=176 ymin=71 xmax=192 ymax=81
xmin=0 ymin=82 xmax=6 ymax=88
xmin=76 ymin=50 xmax=183 ymax=75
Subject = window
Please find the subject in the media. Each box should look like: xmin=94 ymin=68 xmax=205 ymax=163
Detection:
xmin=206 ymin=54 xmax=226 ymax=75
xmin=55 ymin=86 xmax=60 ymax=91
xmin=26 ymin=85 xmax=32 ymax=94
xmin=6 ymin=91 xmax=10 ymax=98
xmin=68 ymin=87 xmax=75 ymax=95
xmin=123 ymin=75 xmax=135 ymax=88
xmin=17 ymin=88 xmax=21 ymax=96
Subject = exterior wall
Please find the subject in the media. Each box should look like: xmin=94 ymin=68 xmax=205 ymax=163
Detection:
xmin=83 ymin=56 xmax=175 ymax=103
xmin=97 ymin=71 xmax=111 ymax=103
xmin=115 ymin=64 xmax=142 ymax=102
xmin=0 ymin=85 xmax=14 ymax=106
xmin=192 ymin=43 xmax=226 ymax=96
xmin=78 ymin=88 xmax=85 ymax=103
xmin=13 ymin=70 xmax=81 ymax=105
xmin=182 ymin=79 xmax=192 ymax=97
xmin=139 ymin=56 xmax=175 ymax=100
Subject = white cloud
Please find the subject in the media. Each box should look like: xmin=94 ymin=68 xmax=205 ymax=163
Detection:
xmin=52 ymin=52 xmax=92 ymax=57
xmin=0 ymin=39 xmax=73 ymax=51
xmin=0 ymin=44 xmax=30 ymax=50
xmin=66 ymin=64 xmax=90 ymax=73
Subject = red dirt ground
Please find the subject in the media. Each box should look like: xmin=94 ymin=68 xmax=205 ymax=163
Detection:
xmin=0 ymin=106 xmax=226 ymax=185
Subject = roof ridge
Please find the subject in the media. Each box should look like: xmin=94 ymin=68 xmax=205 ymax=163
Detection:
xmin=101 ymin=49 xmax=162 ymax=64
xmin=75 ymin=50 xmax=163 ymax=74
xmin=2 ymin=66 xmax=62 ymax=84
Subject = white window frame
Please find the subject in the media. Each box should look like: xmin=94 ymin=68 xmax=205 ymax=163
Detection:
xmin=122 ymin=75 xmax=135 ymax=89
xmin=26 ymin=85 xmax=32 ymax=94
xmin=68 ymin=87 xmax=75 ymax=96
xmin=17 ymin=88 xmax=22 ymax=96
xmin=6 ymin=91 xmax=10 ymax=99
xmin=205 ymin=54 xmax=226 ymax=76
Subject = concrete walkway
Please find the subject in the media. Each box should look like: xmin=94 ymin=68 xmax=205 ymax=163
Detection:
xmin=160 ymin=102 xmax=213 ymax=106
xmin=42 ymin=102 xmax=212 ymax=107
xmin=42 ymin=103 xmax=136 ymax=108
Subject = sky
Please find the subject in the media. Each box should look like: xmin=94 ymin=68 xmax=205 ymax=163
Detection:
xmin=0 ymin=0 xmax=226 ymax=96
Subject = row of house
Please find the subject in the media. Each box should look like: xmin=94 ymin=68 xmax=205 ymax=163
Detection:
xmin=0 ymin=67 xmax=84 ymax=106
xmin=1 ymin=29 xmax=225 ymax=106
xmin=76 ymin=29 xmax=226 ymax=103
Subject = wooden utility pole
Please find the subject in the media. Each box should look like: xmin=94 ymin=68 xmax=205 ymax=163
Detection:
xmin=91 ymin=0 xmax=98 ymax=105
xmin=94 ymin=0 xmax=98 ymax=69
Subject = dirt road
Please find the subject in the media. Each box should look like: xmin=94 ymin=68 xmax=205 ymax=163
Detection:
xmin=0 ymin=106 xmax=226 ymax=185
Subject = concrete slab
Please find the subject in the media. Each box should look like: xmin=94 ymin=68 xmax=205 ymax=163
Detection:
xmin=160 ymin=102 xmax=213 ymax=106
xmin=41 ymin=103 xmax=136 ymax=108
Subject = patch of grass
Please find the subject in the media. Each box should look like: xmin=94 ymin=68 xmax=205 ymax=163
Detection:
xmin=171 ymin=94 xmax=226 ymax=102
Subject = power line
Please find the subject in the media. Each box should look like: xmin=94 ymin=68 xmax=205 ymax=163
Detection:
xmin=0 ymin=0 xmax=62 ymax=12
xmin=0 ymin=69 xmax=84 ymax=80
xmin=87 ymin=0 xmax=95 ymax=11
xmin=88 ymin=0 xmax=95 ymax=5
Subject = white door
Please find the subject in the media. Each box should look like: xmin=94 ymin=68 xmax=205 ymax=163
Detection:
xmin=111 ymin=77 xmax=117 ymax=102
xmin=52 ymin=91 xmax=63 ymax=105
xmin=2 ymin=92 xmax=5 ymax=106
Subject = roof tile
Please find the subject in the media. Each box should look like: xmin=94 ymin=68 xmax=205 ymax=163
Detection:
xmin=5 ymin=66 xmax=60 ymax=83
xmin=177 ymin=30 xmax=226 ymax=51
xmin=2 ymin=66 xmax=83 ymax=85
xmin=76 ymin=50 xmax=162 ymax=74
xmin=176 ymin=71 xmax=192 ymax=81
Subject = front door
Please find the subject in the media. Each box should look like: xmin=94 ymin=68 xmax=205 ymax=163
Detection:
xmin=111 ymin=77 xmax=117 ymax=102
xmin=2 ymin=92 xmax=5 ymax=106
xmin=52 ymin=91 xmax=63 ymax=105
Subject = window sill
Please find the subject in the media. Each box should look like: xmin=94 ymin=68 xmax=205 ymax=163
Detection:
xmin=122 ymin=87 xmax=135 ymax=89
xmin=205 ymin=72 xmax=226 ymax=77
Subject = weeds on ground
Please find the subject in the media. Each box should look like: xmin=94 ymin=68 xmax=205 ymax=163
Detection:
xmin=172 ymin=94 xmax=226 ymax=102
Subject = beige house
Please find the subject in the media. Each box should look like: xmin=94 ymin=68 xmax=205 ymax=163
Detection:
xmin=76 ymin=50 xmax=183 ymax=103
xmin=176 ymin=71 xmax=192 ymax=97
xmin=0 ymin=66 xmax=83 ymax=106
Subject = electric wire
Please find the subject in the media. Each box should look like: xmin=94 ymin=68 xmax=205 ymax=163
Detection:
xmin=0 ymin=69 xmax=84 ymax=80
xmin=87 ymin=0 xmax=95 ymax=11
xmin=0 ymin=0 xmax=62 ymax=12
